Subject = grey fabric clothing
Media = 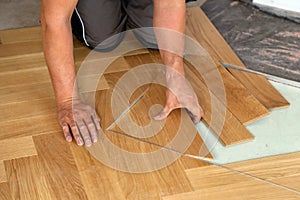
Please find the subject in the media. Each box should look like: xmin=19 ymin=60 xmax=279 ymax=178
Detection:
xmin=71 ymin=0 xmax=155 ymax=50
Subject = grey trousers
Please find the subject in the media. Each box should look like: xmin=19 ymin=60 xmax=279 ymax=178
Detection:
xmin=71 ymin=0 xmax=156 ymax=51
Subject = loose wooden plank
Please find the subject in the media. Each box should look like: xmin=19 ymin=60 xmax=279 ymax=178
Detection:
xmin=0 ymin=161 xmax=7 ymax=183
xmin=185 ymin=64 xmax=254 ymax=145
xmin=0 ymin=182 xmax=12 ymax=200
xmin=144 ymin=51 xmax=254 ymax=145
xmin=5 ymin=156 xmax=55 ymax=200
xmin=33 ymin=133 xmax=88 ymax=199
xmin=188 ymin=57 xmax=269 ymax=125
xmin=186 ymin=7 xmax=289 ymax=110
xmin=149 ymin=48 xmax=268 ymax=125
xmin=0 ymin=137 xmax=37 ymax=161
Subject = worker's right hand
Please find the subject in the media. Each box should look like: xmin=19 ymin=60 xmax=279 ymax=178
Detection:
xmin=57 ymin=99 xmax=101 ymax=147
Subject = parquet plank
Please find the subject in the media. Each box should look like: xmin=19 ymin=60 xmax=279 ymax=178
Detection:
xmin=33 ymin=133 xmax=88 ymax=199
xmin=0 ymin=114 xmax=60 ymax=141
xmin=0 ymin=161 xmax=7 ymax=183
xmin=150 ymin=48 xmax=269 ymax=124
xmin=179 ymin=161 xmax=300 ymax=200
xmin=0 ymin=136 xmax=37 ymax=161
xmin=226 ymin=153 xmax=300 ymax=191
xmin=5 ymin=156 xmax=55 ymax=200
xmin=0 ymin=26 xmax=41 ymax=44
xmin=71 ymin=141 xmax=203 ymax=200
xmin=0 ymin=98 xmax=56 ymax=122
xmin=185 ymin=64 xmax=254 ymax=145
xmin=0 ymin=182 xmax=12 ymax=200
xmin=186 ymin=57 xmax=269 ymax=124
xmin=0 ymin=80 xmax=107 ymax=108
xmin=186 ymin=7 xmax=289 ymax=110
xmin=103 ymin=55 xmax=211 ymax=156
xmin=162 ymin=181 xmax=300 ymax=200
xmin=143 ymin=51 xmax=254 ymax=145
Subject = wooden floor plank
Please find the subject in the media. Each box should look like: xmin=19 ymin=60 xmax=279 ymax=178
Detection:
xmin=169 ymin=162 xmax=300 ymax=199
xmin=33 ymin=133 xmax=88 ymax=200
xmin=185 ymin=66 xmax=254 ymax=145
xmin=71 ymin=140 xmax=203 ymax=200
xmin=162 ymin=181 xmax=300 ymax=200
xmin=4 ymin=156 xmax=55 ymax=200
xmin=0 ymin=182 xmax=12 ymax=200
xmin=0 ymin=136 xmax=37 ymax=161
xmin=0 ymin=114 xmax=60 ymax=141
xmin=145 ymin=51 xmax=254 ymax=146
xmin=226 ymin=153 xmax=300 ymax=191
xmin=0 ymin=161 xmax=7 ymax=183
xmin=0 ymin=98 xmax=56 ymax=122
xmin=186 ymin=7 xmax=289 ymax=110
xmin=0 ymin=26 xmax=42 ymax=44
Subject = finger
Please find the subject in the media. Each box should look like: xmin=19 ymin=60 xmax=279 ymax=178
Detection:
xmin=91 ymin=113 xmax=101 ymax=130
xmin=153 ymin=106 xmax=174 ymax=121
xmin=86 ymin=118 xmax=98 ymax=143
xmin=77 ymin=121 xmax=92 ymax=147
xmin=70 ymin=124 xmax=84 ymax=146
xmin=62 ymin=123 xmax=72 ymax=142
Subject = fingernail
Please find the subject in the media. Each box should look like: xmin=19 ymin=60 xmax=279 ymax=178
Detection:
xmin=92 ymin=137 xmax=98 ymax=143
xmin=66 ymin=136 xmax=72 ymax=142
xmin=85 ymin=140 xmax=92 ymax=147
xmin=77 ymin=139 xmax=84 ymax=146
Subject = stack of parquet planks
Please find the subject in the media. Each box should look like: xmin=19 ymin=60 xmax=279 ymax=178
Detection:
xmin=0 ymin=7 xmax=293 ymax=200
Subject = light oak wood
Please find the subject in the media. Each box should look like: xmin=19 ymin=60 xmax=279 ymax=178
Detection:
xmin=186 ymin=7 xmax=289 ymax=110
xmin=71 ymin=140 xmax=206 ymax=200
xmin=146 ymin=51 xmax=254 ymax=145
xmin=0 ymin=182 xmax=12 ymax=200
xmin=0 ymin=136 xmax=37 ymax=161
xmin=0 ymin=26 xmax=42 ymax=44
xmin=184 ymin=65 xmax=254 ymax=145
xmin=0 ymin=161 xmax=6 ymax=183
xmin=5 ymin=156 xmax=55 ymax=200
xmin=0 ymin=114 xmax=60 ymax=141
xmin=162 ymin=181 xmax=300 ymax=200
xmin=0 ymin=98 xmax=56 ymax=122
xmin=33 ymin=133 xmax=89 ymax=199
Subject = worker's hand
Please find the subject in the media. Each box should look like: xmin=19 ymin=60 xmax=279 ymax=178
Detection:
xmin=153 ymin=67 xmax=204 ymax=124
xmin=57 ymin=99 xmax=101 ymax=147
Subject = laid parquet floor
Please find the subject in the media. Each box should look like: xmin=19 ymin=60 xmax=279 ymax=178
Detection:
xmin=0 ymin=7 xmax=296 ymax=200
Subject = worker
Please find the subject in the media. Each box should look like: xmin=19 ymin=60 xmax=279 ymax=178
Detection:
xmin=40 ymin=0 xmax=203 ymax=147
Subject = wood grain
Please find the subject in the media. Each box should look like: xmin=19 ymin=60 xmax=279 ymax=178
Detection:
xmin=186 ymin=7 xmax=289 ymax=110
xmin=0 ymin=136 xmax=37 ymax=161
xmin=162 ymin=181 xmax=300 ymax=200
xmin=184 ymin=65 xmax=254 ymax=145
xmin=0 ymin=114 xmax=60 ymax=141
xmin=0 ymin=26 xmax=42 ymax=44
xmin=0 ymin=161 xmax=7 ymax=183
xmin=0 ymin=182 xmax=12 ymax=200
xmin=146 ymin=51 xmax=254 ymax=145
xmin=33 ymin=133 xmax=88 ymax=199
xmin=5 ymin=156 xmax=54 ymax=200
xmin=71 ymin=141 xmax=205 ymax=200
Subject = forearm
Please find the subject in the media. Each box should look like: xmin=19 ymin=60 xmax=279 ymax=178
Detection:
xmin=41 ymin=1 xmax=78 ymax=105
xmin=153 ymin=0 xmax=186 ymax=75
